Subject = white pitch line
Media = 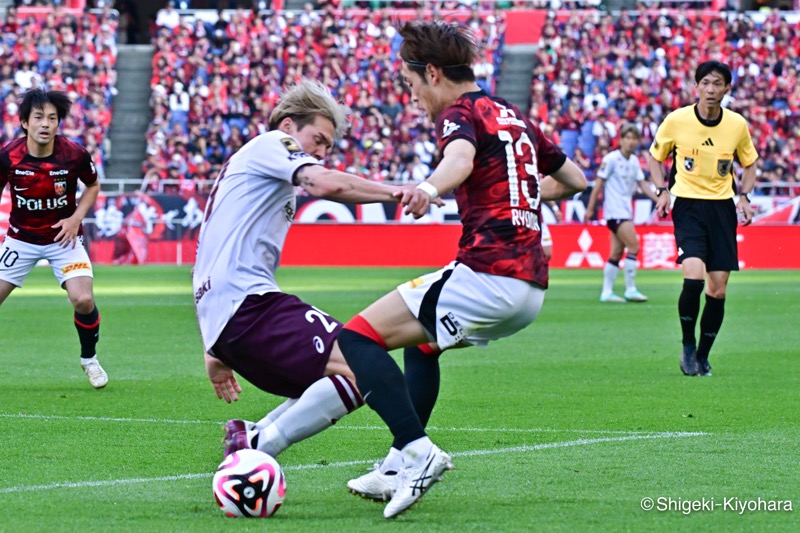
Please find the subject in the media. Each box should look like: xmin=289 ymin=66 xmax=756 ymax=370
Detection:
xmin=339 ymin=425 xmax=662 ymax=435
xmin=0 ymin=431 xmax=707 ymax=495
xmin=0 ymin=413 xmax=220 ymax=425
xmin=0 ymin=413 xmax=664 ymax=435
xmin=451 ymin=432 xmax=708 ymax=458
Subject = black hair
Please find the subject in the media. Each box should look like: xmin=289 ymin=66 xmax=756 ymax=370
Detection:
xmin=695 ymin=61 xmax=732 ymax=85
xmin=18 ymin=88 xmax=72 ymax=135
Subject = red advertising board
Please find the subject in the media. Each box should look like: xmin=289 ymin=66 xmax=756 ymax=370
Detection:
xmin=279 ymin=223 xmax=800 ymax=270
xmin=3 ymin=192 xmax=800 ymax=268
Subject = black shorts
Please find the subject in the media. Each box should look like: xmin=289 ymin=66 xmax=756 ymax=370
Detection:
xmin=211 ymin=292 xmax=343 ymax=398
xmin=672 ymin=197 xmax=739 ymax=272
xmin=606 ymin=219 xmax=631 ymax=234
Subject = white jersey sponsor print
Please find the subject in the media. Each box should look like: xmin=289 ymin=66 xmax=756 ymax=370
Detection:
xmin=192 ymin=130 xmax=321 ymax=350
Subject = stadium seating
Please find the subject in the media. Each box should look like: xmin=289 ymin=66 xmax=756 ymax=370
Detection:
xmin=534 ymin=9 xmax=800 ymax=196
xmin=145 ymin=7 xmax=504 ymax=190
xmin=0 ymin=4 xmax=117 ymax=179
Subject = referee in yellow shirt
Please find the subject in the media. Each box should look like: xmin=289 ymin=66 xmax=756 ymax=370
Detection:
xmin=648 ymin=61 xmax=758 ymax=377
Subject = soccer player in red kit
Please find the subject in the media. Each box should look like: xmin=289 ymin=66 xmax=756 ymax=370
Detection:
xmin=338 ymin=21 xmax=587 ymax=518
xmin=0 ymin=89 xmax=107 ymax=388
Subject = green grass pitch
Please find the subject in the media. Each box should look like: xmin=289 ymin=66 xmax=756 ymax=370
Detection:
xmin=0 ymin=266 xmax=798 ymax=532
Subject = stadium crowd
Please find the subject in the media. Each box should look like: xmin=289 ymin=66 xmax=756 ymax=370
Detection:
xmin=144 ymin=5 xmax=505 ymax=192
xmin=0 ymin=4 xmax=118 ymax=179
xmin=531 ymin=9 xmax=800 ymax=197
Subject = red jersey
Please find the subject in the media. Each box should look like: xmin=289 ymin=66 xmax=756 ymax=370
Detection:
xmin=436 ymin=91 xmax=566 ymax=288
xmin=0 ymin=136 xmax=98 ymax=245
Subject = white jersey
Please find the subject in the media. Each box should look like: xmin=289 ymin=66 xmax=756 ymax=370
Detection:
xmin=192 ymin=130 xmax=320 ymax=350
xmin=595 ymin=149 xmax=645 ymax=220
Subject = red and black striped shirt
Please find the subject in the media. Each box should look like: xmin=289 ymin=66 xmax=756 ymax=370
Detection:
xmin=0 ymin=136 xmax=97 ymax=245
xmin=436 ymin=90 xmax=566 ymax=288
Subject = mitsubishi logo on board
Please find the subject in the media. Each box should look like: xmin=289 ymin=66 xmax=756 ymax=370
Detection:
xmin=565 ymin=229 xmax=604 ymax=267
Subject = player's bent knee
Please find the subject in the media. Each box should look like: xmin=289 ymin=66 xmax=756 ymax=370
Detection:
xmin=69 ymin=294 xmax=95 ymax=313
xmin=325 ymin=342 xmax=357 ymax=383
xmin=342 ymin=314 xmax=388 ymax=350
xmin=0 ymin=280 xmax=16 ymax=305
xmin=706 ymin=286 xmax=727 ymax=299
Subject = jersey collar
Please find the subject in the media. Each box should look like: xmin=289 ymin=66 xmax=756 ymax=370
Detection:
xmin=693 ymin=104 xmax=723 ymax=127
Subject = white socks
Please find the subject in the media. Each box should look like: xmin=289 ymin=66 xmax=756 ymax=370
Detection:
xmin=400 ymin=436 xmax=434 ymax=468
xmin=255 ymin=375 xmax=361 ymax=457
xmin=602 ymin=261 xmax=620 ymax=295
xmin=378 ymin=447 xmax=405 ymax=475
xmin=623 ymin=256 xmax=638 ymax=291
xmin=256 ymin=398 xmax=298 ymax=428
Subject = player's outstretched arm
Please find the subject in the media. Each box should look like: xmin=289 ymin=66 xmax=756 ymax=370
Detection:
xmin=540 ymin=158 xmax=587 ymax=201
xmin=402 ymin=139 xmax=475 ymax=219
xmin=294 ymin=165 xmax=400 ymax=204
xmin=205 ymin=351 xmax=241 ymax=403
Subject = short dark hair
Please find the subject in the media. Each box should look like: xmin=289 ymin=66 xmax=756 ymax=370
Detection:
xmin=695 ymin=61 xmax=732 ymax=85
xmin=18 ymin=88 xmax=72 ymax=134
xmin=398 ymin=20 xmax=477 ymax=84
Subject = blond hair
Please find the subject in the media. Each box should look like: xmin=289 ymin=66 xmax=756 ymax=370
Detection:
xmin=619 ymin=123 xmax=641 ymax=139
xmin=268 ymin=79 xmax=348 ymax=136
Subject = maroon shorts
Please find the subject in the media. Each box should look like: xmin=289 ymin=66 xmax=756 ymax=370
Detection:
xmin=211 ymin=292 xmax=343 ymax=398
xmin=606 ymin=218 xmax=631 ymax=234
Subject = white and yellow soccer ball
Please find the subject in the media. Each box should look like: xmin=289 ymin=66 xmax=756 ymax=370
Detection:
xmin=212 ymin=449 xmax=286 ymax=518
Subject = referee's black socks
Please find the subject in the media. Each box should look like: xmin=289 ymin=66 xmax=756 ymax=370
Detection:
xmin=678 ymin=279 xmax=704 ymax=347
xmin=697 ymin=295 xmax=725 ymax=360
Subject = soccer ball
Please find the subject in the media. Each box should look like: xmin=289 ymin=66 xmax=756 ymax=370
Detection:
xmin=212 ymin=449 xmax=286 ymax=518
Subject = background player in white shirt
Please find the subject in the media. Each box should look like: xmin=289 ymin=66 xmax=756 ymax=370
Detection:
xmin=193 ymin=80 xmax=406 ymax=460
xmin=584 ymin=124 xmax=659 ymax=302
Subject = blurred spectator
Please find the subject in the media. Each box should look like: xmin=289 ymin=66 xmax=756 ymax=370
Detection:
xmin=0 ymin=7 xmax=118 ymax=173
xmin=534 ymin=9 xmax=800 ymax=194
xmin=145 ymin=6 xmax=505 ymax=185
xmin=156 ymin=2 xmax=180 ymax=30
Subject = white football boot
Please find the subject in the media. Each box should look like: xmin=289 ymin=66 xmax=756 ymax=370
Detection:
xmin=383 ymin=444 xmax=453 ymax=519
xmin=81 ymin=357 xmax=108 ymax=389
xmin=347 ymin=463 xmax=398 ymax=502
xmin=599 ymin=292 xmax=626 ymax=303
xmin=624 ymin=289 xmax=648 ymax=302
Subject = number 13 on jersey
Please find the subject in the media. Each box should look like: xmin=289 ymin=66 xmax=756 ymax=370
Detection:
xmin=498 ymin=129 xmax=541 ymax=211
xmin=498 ymin=128 xmax=542 ymax=232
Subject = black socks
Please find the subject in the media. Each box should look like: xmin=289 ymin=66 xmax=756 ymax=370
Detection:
xmin=338 ymin=329 xmax=425 ymax=450
xmin=74 ymin=306 xmax=100 ymax=359
xmin=678 ymin=279 xmax=704 ymax=347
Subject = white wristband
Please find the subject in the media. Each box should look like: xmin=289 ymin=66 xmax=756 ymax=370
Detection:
xmin=416 ymin=181 xmax=439 ymax=200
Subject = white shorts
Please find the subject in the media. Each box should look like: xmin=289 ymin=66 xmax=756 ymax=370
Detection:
xmin=541 ymin=221 xmax=552 ymax=248
xmin=397 ymin=261 xmax=545 ymax=350
xmin=0 ymin=236 xmax=93 ymax=288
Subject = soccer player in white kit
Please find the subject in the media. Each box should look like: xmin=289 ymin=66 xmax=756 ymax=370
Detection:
xmin=193 ymin=80 xmax=405 ymax=460
xmin=584 ymin=124 xmax=659 ymax=302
